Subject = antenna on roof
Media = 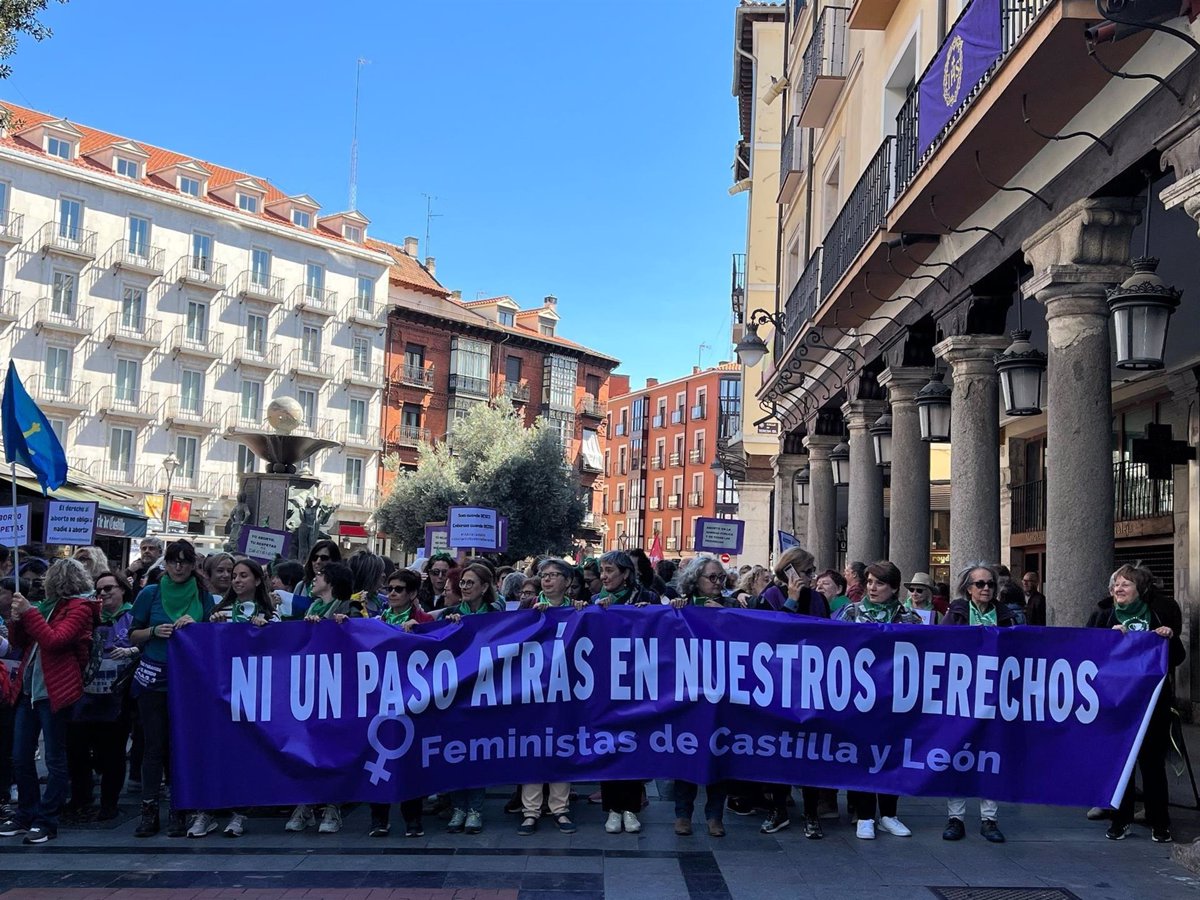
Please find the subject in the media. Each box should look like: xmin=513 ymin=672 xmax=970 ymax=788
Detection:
xmin=698 ymin=342 xmax=711 ymax=368
xmin=422 ymin=193 xmax=442 ymax=257
xmin=348 ymin=57 xmax=370 ymax=211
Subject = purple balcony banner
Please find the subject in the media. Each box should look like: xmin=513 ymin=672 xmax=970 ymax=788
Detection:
xmin=917 ymin=0 xmax=1003 ymax=156
xmin=169 ymin=607 xmax=1166 ymax=810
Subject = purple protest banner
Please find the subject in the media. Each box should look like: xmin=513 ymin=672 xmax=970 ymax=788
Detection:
xmin=169 ymin=608 xmax=1166 ymax=810
xmin=917 ymin=0 xmax=1002 ymax=156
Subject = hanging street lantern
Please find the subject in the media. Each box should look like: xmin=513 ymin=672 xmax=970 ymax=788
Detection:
xmin=1107 ymin=257 xmax=1181 ymax=371
xmin=794 ymin=464 xmax=810 ymax=506
xmin=870 ymin=412 xmax=893 ymax=467
xmin=830 ymin=441 xmax=850 ymax=486
xmin=915 ymin=371 xmax=952 ymax=443
xmin=994 ymin=329 xmax=1048 ymax=416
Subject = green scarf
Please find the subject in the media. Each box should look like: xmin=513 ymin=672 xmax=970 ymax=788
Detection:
xmin=598 ymin=586 xmax=632 ymax=605
xmin=692 ymin=595 xmax=723 ymax=606
xmin=382 ymin=605 xmax=413 ymax=626
xmin=457 ymin=599 xmax=491 ymax=616
xmin=1114 ymin=598 xmax=1151 ymax=632
xmin=858 ymin=598 xmax=899 ymax=624
xmin=537 ymin=591 xmax=568 ymax=608
xmin=159 ymin=576 xmax=203 ymax=622
xmin=306 ymin=596 xmax=335 ymax=619
xmin=968 ymin=603 xmax=998 ymax=626
xmin=101 ymin=602 xmax=132 ymax=625
xmin=35 ymin=596 xmax=59 ymax=620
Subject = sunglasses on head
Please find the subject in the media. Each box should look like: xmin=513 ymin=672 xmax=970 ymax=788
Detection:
xmin=971 ymin=580 xmax=996 ymax=589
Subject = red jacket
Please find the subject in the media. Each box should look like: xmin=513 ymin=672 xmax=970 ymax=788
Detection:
xmin=11 ymin=595 xmax=98 ymax=713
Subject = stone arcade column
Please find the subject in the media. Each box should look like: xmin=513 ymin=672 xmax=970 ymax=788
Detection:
xmin=803 ymin=435 xmax=841 ymax=571
xmin=772 ymin=452 xmax=808 ymax=551
xmin=841 ymin=399 xmax=888 ymax=566
xmin=1023 ymin=197 xmax=1140 ymax=626
xmin=934 ymin=334 xmax=1010 ymax=580
xmin=879 ymin=366 xmax=933 ymax=581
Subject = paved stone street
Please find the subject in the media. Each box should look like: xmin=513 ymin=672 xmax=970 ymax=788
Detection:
xmin=0 ymin=767 xmax=1197 ymax=900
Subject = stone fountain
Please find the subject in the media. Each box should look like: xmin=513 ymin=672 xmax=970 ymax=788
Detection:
xmin=223 ymin=397 xmax=342 ymax=557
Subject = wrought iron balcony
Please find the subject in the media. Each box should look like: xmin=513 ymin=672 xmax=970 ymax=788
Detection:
xmin=39 ymin=221 xmax=97 ymax=259
xmin=1010 ymin=479 xmax=1045 ymax=533
xmin=0 ymin=289 xmax=20 ymax=327
xmin=0 ymin=211 xmax=23 ymax=244
xmin=731 ymin=252 xmax=746 ymax=321
xmin=578 ymin=395 xmax=606 ymax=418
xmin=669 ymin=452 xmax=682 ymax=467
xmin=778 ymin=117 xmax=806 ymax=204
xmin=668 ymin=493 xmax=682 ymax=509
xmin=166 ymin=324 xmax=223 ymax=362
xmin=341 ymin=295 xmax=384 ymax=329
xmin=393 ymin=361 xmax=435 ymax=389
xmin=653 ymin=414 xmax=665 ymax=429
xmin=101 ymin=312 xmax=160 ymax=350
xmin=339 ymin=360 xmax=384 ymax=389
xmin=162 ymin=397 xmax=222 ymax=432
xmin=690 ymin=403 xmax=707 ymax=421
xmin=1114 ymin=460 xmax=1173 ymax=522
xmin=225 ymin=408 xmax=271 ymax=433
xmin=650 ymin=455 xmax=665 ymax=470
xmin=498 ymin=380 xmax=530 ymax=403
xmin=448 ymin=373 xmax=489 ymax=397
xmin=111 ymin=239 xmax=165 ymax=276
xmin=819 ymin=136 xmax=894 ymax=301
xmin=94 ymin=385 xmax=157 ymax=423
xmin=291 ymin=282 xmax=337 ymax=316
xmin=33 ymin=298 xmax=93 ymax=338
xmin=671 ymin=409 xmax=684 ymax=425
xmin=233 ymin=270 xmax=285 ymax=305
xmin=784 ymin=248 xmax=822 ymax=346
xmin=170 ymin=254 xmax=227 ymax=290
xmin=337 ymin=422 xmax=382 ymax=448
xmin=229 ymin=337 xmax=281 ymax=372
xmin=389 ymin=423 xmax=430 ymax=447
xmin=689 ymin=448 xmax=705 ymax=464
xmin=649 ymin=497 xmax=662 ymax=510
xmin=89 ymin=462 xmax=158 ymax=490
xmin=26 ymin=375 xmax=89 ymax=414
xmin=289 ymin=416 xmax=335 ymax=441
xmin=799 ymin=7 xmax=849 ymax=128
xmin=333 ymin=487 xmax=381 ymax=512
xmin=688 ymin=491 xmax=704 ymax=507
xmin=285 ymin=348 xmax=334 ymax=381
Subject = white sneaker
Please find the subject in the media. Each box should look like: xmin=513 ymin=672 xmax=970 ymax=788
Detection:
xmin=318 ymin=805 xmax=343 ymax=834
xmin=856 ymin=819 xmax=876 ymax=840
xmin=187 ymin=811 xmax=217 ymax=838
xmin=224 ymin=813 xmax=246 ymax=837
xmin=285 ymin=804 xmax=314 ymax=832
xmin=622 ymin=811 xmax=641 ymax=833
xmin=878 ymin=815 xmax=911 ymax=837
xmin=605 ymin=811 xmax=622 ymax=834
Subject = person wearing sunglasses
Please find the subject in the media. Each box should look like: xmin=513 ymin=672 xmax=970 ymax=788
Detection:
xmin=759 ymin=548 xmax=827 ymax=616
xmin=291 ymin=541 xmax=341 ymax=618
xmin=940 ymin=563 xmax=1017 ymax=844
xmin=417 ymin=553 xmax=455 ymax=612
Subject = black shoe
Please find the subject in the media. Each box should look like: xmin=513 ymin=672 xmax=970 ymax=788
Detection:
xmin=727 ymin=796 xmax=759 ymax=816
xmin=368 ymin=821 xmax=390 ymax=838
xmin=1106 ymin=823 xmax=1131 ymax=841
xmin=165 ymin=809 xmax=188 ymax=838
xmin=0 ymin=818 xmax=28 ymax=837
xmin=504 ymin=792 xmax=522 ymax=814
xmin=942 ymin=818 xmax=966 ymax=841
xmin=134 ymin=801 xmax=159 ymax=838
xmin=760 ymin=810 xmax=790 ymax=834
xmin=1152 ymin=827 xmax=1173 ymax=843
xmin=404 ymin=820 xmax=424 ymax=837
xmin=803 ymin=818 xmax=824 ymax=840
xmin=518 ymin=816 xmax=538 ymax=836
xmin=22 ymin=827 xmax=53 ymax=845
xmin=980 ymin=819 xmax=1005 ymax=843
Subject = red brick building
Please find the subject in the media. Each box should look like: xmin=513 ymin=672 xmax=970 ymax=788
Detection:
xmin=379 ymin=252 xmax=620 ymax=551
xmin=602 ymin=363 xmax=742 ymax=559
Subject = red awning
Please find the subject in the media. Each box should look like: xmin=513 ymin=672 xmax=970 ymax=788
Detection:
xmin=338 ymin=523 xmax=368 ymax=538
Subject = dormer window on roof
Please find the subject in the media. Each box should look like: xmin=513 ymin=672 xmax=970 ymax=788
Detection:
xmin=88 ymin=140 xmax=149 ymax=180
xmin=319 ymin=210 xmax=369 ymax=243
xmin=238 ymin=193 xmax=259 ymax=213
xmin=179 ymin=176 xmax=201 ymax=197
xmin=499 ymin=310 xmax=515 ymax=326
xmin=343 ymin=223 xmax=362 ymax=242
xmin=46 ymin=136 xmax=73 ymax=159
xmin=16 ymin=118 xmax=83 ymax=163
xmin=116 ymin=157 xmax=140 ymax=179
xmin=292 ymin=209 xmax=311 ymax=228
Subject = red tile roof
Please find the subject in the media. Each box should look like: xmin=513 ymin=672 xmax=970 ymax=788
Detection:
xmin=368 ymin=238 xmax=451 ymax=298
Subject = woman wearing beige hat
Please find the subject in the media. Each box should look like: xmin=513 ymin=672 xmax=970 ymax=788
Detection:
xmin=903 ymin=572 xmax=938 ymax=623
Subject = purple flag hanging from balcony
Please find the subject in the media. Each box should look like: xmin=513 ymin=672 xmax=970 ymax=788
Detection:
xmin=917 ymin=0 xmax=1002 ymax=156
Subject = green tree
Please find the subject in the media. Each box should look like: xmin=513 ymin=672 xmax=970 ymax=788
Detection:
xmin=376 ymin=399 xmax=587 ymax=560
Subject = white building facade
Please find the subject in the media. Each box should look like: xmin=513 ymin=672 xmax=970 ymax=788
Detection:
xmin=0 ymin=102 xmax=393 ymax=542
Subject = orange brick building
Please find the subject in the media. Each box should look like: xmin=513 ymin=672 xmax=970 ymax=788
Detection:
xmin=602 ymin=363 xmax=742 ymax=559
xmin=378 ymin=249 xmax=620 ymax=551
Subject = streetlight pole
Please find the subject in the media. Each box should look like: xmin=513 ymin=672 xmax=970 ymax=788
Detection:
xmin=161 ymin=453 xmax=179 ymax=534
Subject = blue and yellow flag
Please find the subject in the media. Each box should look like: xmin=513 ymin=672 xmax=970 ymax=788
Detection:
xmin=2 ymin=361 xmax=68 ymax=493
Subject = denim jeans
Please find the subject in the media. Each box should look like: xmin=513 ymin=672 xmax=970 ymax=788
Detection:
xmin=450 ymin=787 xmax=486 ymax=812
xmin=14 ymin=695 xmax=72 ymax=833
xmin=673 ymin=780 xmax=727 ymax=822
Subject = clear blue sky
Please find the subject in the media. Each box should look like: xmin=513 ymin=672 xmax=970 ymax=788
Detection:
xmin=5 ymin=0 xmax=748 ymax=388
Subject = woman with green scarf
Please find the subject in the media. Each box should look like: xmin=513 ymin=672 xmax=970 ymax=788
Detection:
xmin=1088 ymin=564 xmax=1183 ymax=844
xmin=940 ymin=563 xmax=1016 ymax=844
xmin=128 ymin=540 xmax=214 ymax=839
xmin=65 ymin=570 xmax=138 ymax=823
xmin=835 ymin=560 xmax=920 ymax=841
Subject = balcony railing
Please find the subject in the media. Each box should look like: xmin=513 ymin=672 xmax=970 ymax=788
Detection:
xmin=291 ymin=283 xmax=337 ymax=316
xmin=671 ymin=409 xmax=684 ymax=425
xmin=653 ymin=414 xmax=665 ymax=429
xmin=799 ymin=7 xmax=849 ymax=128
xmin=731 ymin=252 xmax=746 ymax=321
xmin=784 ymin=248 xmax=823 ymax=346
xmin=686 ymin=535 xmax=697 ymax=550
xmin=162 ymin=397 xmax=222 ymax=431
xmin=669 ymin=452 xmax=682 ymax=467
xmin=286 ymin=348 xmax=334 ymax=380
xmin=0 ymin=211 xmax=23 ymax=243
xmin=340 ymin=361 xmax=384 ymax=388
xmin=688 ymin=491 xmax=704 ymax=507
xmin=1115 ymin=460 xmax=1173 ymax=522
xmin=894 ymin=0 xmax=1053 ymax=197
xmin=170 ymin=254 xmax=227 ymax=290
xmin=111 ymin=239 xmax=165 ymax=275
xmin=233 ymin=270 xmax=285 ymax=304
xmin=27 ymin=375 xmax=89 ymax=412
xmin=579 ymin=395 xmax=606 ymax=418
xmin=778 ymin=117 xmax=806 ymax=204
xmin=394 ymin=362 xmax=435 ymax=389
xmin=498 ymin=380 xmax=530 ymax=402
xmin=34 ymin=298 xmax=93 ymax=337
xmin=167 ymin=324 xmax=223 ymax=361
xmin=342 ymin=296 xmax=384 ymax=328
xmin=229 ymin=337 xmax=281 ymax=371
xmin=689 ymin=448 xmax=705 ymax=464
xmin=225 ymin=408 xmax=270 ymax=433
xmin=668 ymin=493 xmax=682 ymax=509
xmin=665 ymin=536 xmax=680 ymax=552
xmin=651 ymin=455 xmax=665 ymax=470
xmin=1011 ymin=479 xmax=1045 ymax=533
xmin=448 ymin=373 xmax=489 ymax=397
xmin=101 ymin=312 xmax=160 ymax=349
xmin=389 ymin=423 xmax=430 ymax=447
xmin=290 ymin=417 xmax=335 ymax=441
xmin=39 ymin=221 xmax=97 ymax=258
xmin=89 ymin=462 xmax=157 ymax=490
xmin=614 ymin=422 xmax=627 ymax=436
xmin=333 ymin=488 xmax=381 ymax=511
xmin=691 ymin=404 xmax=707 ymax=421
xmin=338 ymin=423 xmax=382 ymax=448
xmin=649 ymin=497 xmax=662 ymax=510
xmin=0 ymin=288 xmax=18 ymax=324
xmin=94 ymin=385 xmax=157 ymax=422
xmin=612 ymin=500 xmax=625 ymax=514
xmin=819 ymin=136 xmax=894 ymax=301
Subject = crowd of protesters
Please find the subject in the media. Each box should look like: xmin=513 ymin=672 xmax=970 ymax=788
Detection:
xmin=0 ymin=537 xmax=1180 ymax=846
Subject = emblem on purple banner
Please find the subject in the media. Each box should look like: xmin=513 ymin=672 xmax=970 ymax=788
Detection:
xmin=917 ymin=0 xmax=1002 ymax=156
